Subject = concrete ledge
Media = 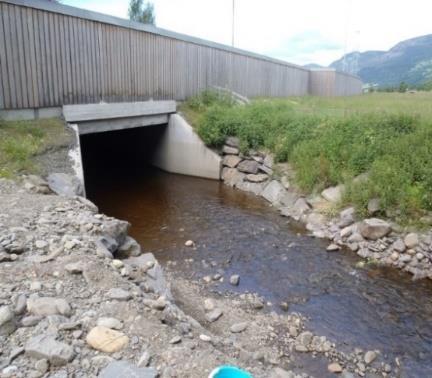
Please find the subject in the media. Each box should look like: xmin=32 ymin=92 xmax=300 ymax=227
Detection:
xmin=153 ymin=114 xmax=221 ymax=180
xmin=77 ymin=115 xmax=169 ymax=135
xmin=0 ymin=107 xmax=62 ymax=121
xmin=63 ymin=101 xmax=176 ymax=122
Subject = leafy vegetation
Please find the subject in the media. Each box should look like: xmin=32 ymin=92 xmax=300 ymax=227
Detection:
xmin=0 ymin=118 xmax=67 ymax=178
xmin=128 ymin=0 xmax=155 ymax=25
xmin=181 ymin=91 xmax=432 ymax=223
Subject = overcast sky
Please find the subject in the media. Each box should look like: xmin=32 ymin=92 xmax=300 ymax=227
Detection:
xmin=63 ymin=0 xmax=432 ymax=66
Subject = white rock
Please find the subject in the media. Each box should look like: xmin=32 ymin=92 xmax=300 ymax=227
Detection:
xmin=229 ymin=274 xmax=240 ymax=286
xmin=364 ymin=350 xmax=377 ymax=364
xmin=111 ymin=259 xmax=124 ymax=269
xmin=204 ymin=299 xmax=215 ymax=312
xmin=404 ymin=233 xmax=419 ymax=249
xmin=35 ymin=240 xmax=48 ymax=249
xmin=326 ymin=243 xmax=341 ymax=252
xmin=30 ymin=282 xmax=42 ymax=291
xmin=327 ymin=362 xmax=343 ymax=373
xmin=321 ymin=185 xmax=345 ymax=203
xmin=199 ymin=334 xmax=212 ymax=342
xmin=185 ymin=240 xmax=194 ymax=247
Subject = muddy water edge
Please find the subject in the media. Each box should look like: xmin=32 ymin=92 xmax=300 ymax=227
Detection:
xmin=86 ymin=167 xmax=432 ymax=377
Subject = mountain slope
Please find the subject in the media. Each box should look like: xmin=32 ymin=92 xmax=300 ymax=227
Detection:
xmin=330 ymin=34 xmax=432 ymax=87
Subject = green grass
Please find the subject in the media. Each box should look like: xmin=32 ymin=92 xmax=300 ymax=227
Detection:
xmin=181 ymin=91 xmax=432 ymax=224
xmin=0 ymin=118 xmax=68 ymax=178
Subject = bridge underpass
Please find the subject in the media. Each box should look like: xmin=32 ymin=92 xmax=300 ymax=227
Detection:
xmin=63 ymin=101 xmax=222 ymax=197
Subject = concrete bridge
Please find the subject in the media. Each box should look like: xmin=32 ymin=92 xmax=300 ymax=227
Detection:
xmin=64 ymin=100 xmax=222 ymax=194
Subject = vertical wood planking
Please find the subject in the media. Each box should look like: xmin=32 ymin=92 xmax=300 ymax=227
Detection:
xmin=14 ymin=5 xmax=28 ymax=107
xmin=48 ymin=12 xmax=58 ymax=106
xmin=0 ymin=3 xmax=11 ymax=108
xmin=0 ymin=1 xmax=361 ymax=110
xmin=6 ymin=4 xmax=21 ymax=108
xmin=64 ymin=16 xmax=73 ymax=104
xmin=54 ymin=13 xmax=63 ymax=105
xmin=26 ymin=7 xmax=39 ymax=107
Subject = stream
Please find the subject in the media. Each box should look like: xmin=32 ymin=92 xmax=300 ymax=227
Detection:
xmin=86 ymin=167 xmax=432 ymax=377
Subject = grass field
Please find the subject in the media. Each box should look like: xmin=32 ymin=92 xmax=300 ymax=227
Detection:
xmin=0 ymin=118 xmax=68 ymax=178
xmin=181 ymin=91 xmax=432 ymax=224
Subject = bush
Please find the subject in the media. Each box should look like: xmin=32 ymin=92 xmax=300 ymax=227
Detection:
xmin=185 ymin=92 xmax=432 ymax=222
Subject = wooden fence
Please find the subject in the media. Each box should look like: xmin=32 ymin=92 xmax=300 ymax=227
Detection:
xmin=0 ymin=0 xmax=362 ymax=112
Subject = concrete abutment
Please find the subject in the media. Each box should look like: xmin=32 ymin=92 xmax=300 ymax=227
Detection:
xmin=63 ymin=101 xmax=221 ymax=197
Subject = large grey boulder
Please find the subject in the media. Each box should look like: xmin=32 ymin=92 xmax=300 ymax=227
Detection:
xmin=367 ymin=198 xmax=381 ymax=215
xmin=0 ymin=305 xmax=16 ymax=336
xmin=27 ymin=296 xmax=72 ymax=317
xmin=261 ymin=180 xmax=286 ymax=205
xmin=280 ymin=197 xmax=310 ymax=221
xmin=263 ymin=154 xmax=273 ymax=168
xmin=321 ymin=184 xmax=345 ymax=203
xmin=117 ymin=236 xmax=141 ymax=258
xmin=236 ymin=180 xmax=265 ymax=196
xmin=222 ymin=145 xmax=239 ymax=155
xmin=124 ymin=253 xmax=171 ymax=299
xmin=99 ymin=361 xmax=157 ymax=378
xmin=101 ymin=219 xmax=130 ymax=246
xmin=47 ymin=173 xmax=83 ymax=197
xmin=222 ymin=155 xmax=242 ymax=168
xmin=339 ymin=207 xmax=355 ymax=227
xmin=25 ymin=334 xmax=74 ymax=366
xmin=237 ymin=160 xmax=259 ymax=174
xmin=359 ymin=218 xmax=392 ymax=240
xmin=225 ymin=136 xmax=240 ymax=148
xmin=404 ymin=233 xmax=419 ymax=249
xmin=245 ymin=173 xmax=268 ymax=183
xmin=222 ymin=168 xmax=245 ymax=187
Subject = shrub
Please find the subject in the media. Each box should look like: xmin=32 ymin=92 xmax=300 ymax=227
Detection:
xmin=185 ymin=91 xmax=432 ymax=222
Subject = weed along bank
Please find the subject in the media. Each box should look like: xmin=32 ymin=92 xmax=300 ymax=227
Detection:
xmin=2 ymin=0 xmax=432 ymax=377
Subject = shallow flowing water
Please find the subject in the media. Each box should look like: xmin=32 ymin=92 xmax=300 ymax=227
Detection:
xmin=87 ymin=168 xmax=432 ymax=377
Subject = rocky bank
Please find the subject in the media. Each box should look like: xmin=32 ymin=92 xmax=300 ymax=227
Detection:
xmin=220 ymin=137 xmax=432 ymax=282
xmin=0 ymin=174 xmax=396 ymax=377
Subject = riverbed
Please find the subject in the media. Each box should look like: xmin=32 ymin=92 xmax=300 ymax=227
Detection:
xmin=87 ymin=167 xmax=432 ymax=377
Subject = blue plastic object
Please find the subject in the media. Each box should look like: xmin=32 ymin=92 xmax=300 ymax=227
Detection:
xmin=209 ymin=365 xmax=252 ymax=378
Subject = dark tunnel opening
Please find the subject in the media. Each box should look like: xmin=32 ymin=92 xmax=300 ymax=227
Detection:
xmin=80 ymin=124 xmax=167 ymax=201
